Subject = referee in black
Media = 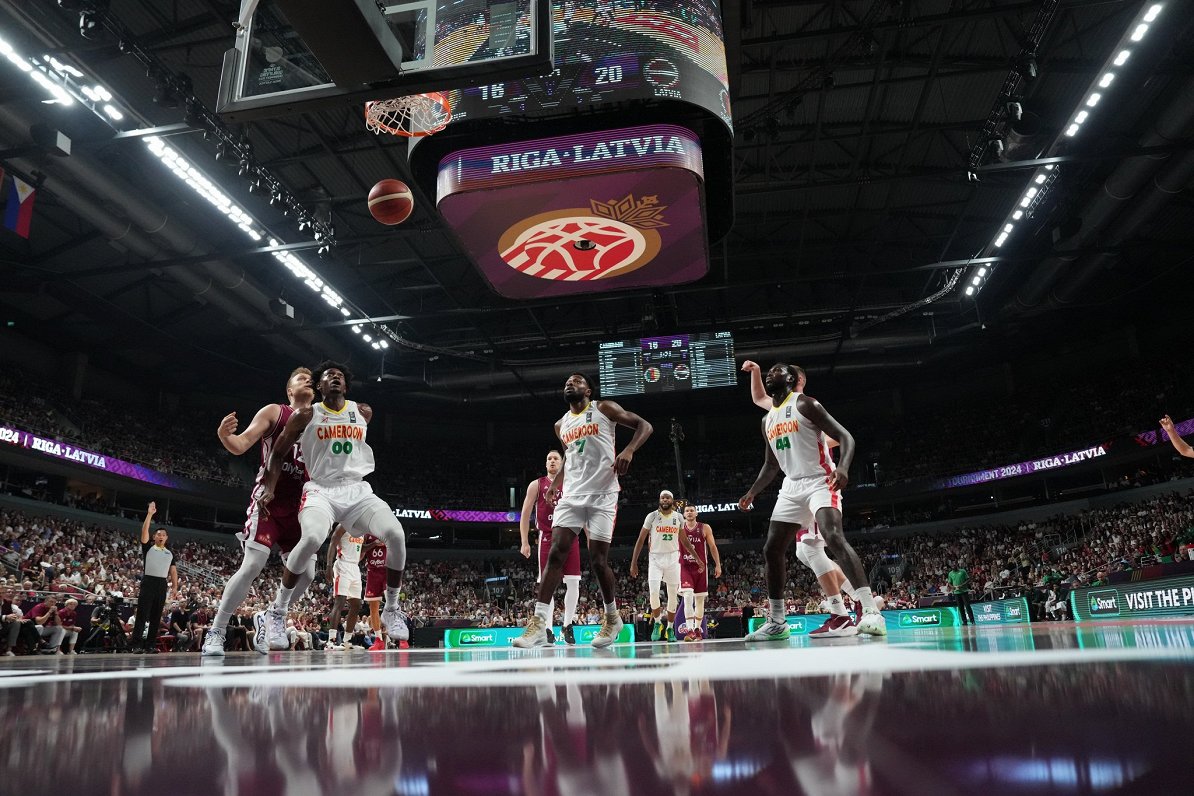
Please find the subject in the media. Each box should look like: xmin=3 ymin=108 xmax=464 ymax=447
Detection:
xmin=130 ymin=501 xmax=178 ymax=654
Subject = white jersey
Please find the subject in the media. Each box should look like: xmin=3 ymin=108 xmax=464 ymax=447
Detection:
xmin=300 ymin=400 xmax=376 ymax=485
xmin=642 ymin=510 xmax=683 ymax=554
xmin=558 ymin=401 xmax=619 ymax=496
xmin=335 ymin=530 xmax=365 ymax=565
xmin=766 ymin=391 xmax=835 ymax=481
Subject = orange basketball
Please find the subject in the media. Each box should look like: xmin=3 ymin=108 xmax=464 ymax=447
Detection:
xmin=367 ymin=179 xmax=414 ymax=225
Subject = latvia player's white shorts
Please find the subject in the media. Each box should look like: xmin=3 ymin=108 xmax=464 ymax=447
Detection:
xmin=552 ymin=491 xmax=618 ymax=543
xmin=299 ymin=480 xmax=391 ymax=535
xmin=771 ymin=473 xmax=842 ymax=534
xmin=647 ymin=551 xmax=681 ymax=587
xmin=333 ymin=561 xmax=362 ymax=599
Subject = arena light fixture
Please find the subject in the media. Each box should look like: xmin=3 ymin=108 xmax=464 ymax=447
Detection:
xmin=964 ymin=2 xmax=1164 ymax=299
xmin=145 ymin=135 xmax=384 ymax=349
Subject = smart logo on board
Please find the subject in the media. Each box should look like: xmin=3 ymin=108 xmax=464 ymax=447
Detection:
xmin=1088 ymin=590 xmax=1121 ymax=617
xmin=458 ymin=631 xmax=496 ymax=645
xmin=899 ymin=611 xmax=942 ymax=628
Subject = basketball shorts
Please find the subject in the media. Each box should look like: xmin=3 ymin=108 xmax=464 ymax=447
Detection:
xmin=240 ymin=488 xmax=302 ymax=554
xmin=771 ymin=474 xmax=842 ymax=536
xmin=333 ymin=561 xmax=363 ymax=599
xmin=364 ymin=566 xmax=387 ymax=601
xmin=538 ymin=528 xmax=582 ymax=581
xmin=680 ymin=558 xmax=708 ymax=595
xmin=552 ymin=492 xmax=618 ymax=543
xmin=300 ymin=480 xmax=391 ymax=535
xmin=647 ymin=551 xmax=681 ymax=587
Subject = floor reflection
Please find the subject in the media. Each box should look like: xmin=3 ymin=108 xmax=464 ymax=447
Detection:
xmin=0 ymin=622 xmax=1192 ymax=795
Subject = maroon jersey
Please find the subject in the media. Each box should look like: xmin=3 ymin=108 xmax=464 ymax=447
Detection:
xmin=255 ymin=404 xmax=307 ymax=511
xmin=681 ymin=521 xmax=707 ymax=567
xmin=363 ymin=534 xmax=387 ymax=569
xmin=535 ymin=476 xmax=561 ymax=532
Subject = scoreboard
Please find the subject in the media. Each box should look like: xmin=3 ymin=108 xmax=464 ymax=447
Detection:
xmin=598 ymin=331 xmax=735 ymax=395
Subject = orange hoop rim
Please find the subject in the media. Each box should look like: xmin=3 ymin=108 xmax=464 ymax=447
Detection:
xmin=364 ymin=92 xmax=452 ymax=138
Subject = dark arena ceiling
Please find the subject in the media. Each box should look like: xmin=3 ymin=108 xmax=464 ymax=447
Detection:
xmin=2 ymin=0 xmax=1193 ymax=409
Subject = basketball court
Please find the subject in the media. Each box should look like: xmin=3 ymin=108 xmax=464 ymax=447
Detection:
xmin=2 ymin=621 xmax=1192 ymax=795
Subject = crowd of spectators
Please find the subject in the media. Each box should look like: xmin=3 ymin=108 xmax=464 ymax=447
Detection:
xmin=3 ymin=484 xmax=1194 ymax=654
xmin=876 ymin=360 xmax=1194 ymax=483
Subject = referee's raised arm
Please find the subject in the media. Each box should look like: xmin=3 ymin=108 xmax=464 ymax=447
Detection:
xmin=140 ymin=501 xmax=156 ymax=544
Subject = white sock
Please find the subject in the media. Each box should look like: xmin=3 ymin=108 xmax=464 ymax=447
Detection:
xmin=534 ymin=601 xmax=552 ymax=622
xmin=840 ymin=578 xmax=858 ymax=599
xmin=384 ymin=586 xmax=401 ymax=607
xmin=563 ymin=580 xmax=579 ymax=626
xmin=604 ymin=600 xmax=617 ymax=615
xmin=273 ymin=584 xmax=296 ymax=612
xmin=856 ymin=587 xmax=877 ymax=612
xmin=827 ymin=595 xmax=848 ymax=616
xmin=768 ymin=598 xmax=785 ymax=623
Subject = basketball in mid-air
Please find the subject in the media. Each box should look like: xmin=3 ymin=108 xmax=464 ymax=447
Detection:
xmin=368 ymin=179 xmax=414 ymax=225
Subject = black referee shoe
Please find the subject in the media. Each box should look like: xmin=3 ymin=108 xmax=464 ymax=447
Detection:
xmin=546 ymin=627 xmax=556 ymax=644
xmin=563 ymin=623 xmax=576 ymax=645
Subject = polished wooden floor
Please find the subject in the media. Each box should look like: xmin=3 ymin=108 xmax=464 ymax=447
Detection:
xmin=2 ymin=621 xmax=1192 ymax=795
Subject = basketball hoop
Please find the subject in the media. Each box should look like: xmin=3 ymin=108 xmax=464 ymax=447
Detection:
xmin=365 ymin=92 xmax=452 ymax=138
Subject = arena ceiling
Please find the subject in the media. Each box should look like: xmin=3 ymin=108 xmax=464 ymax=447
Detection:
xmin=2 ymin=0 xmax=1193 ymax=403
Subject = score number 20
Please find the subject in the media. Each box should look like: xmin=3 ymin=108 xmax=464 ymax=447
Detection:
xmin=595 ymin=64 xmax=624 ymax=84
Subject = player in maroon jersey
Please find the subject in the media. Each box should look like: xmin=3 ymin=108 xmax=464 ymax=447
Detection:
xmin=519 ymin=450 xmax=582 ymax=644
xmin=202 ymin=367 xmax=319 ymax=656
xmin=361 ymin=535 xmax=394 ymax=650
xmin=678 ymin=504 xmax=722 ymax=641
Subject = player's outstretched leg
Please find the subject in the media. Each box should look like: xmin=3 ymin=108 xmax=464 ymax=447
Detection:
xmin=205 ymin=546 xmax=271 ymax=657
xmin=258 ymin=509 xmax=332 ymax=654
xmin=745 ymin=522 xmax=795 ymax=642
xmin=817 ymin=509 xmax=886 ymax=637
xmin=516 ymin=528 xmax=577 ymax=648
xmin=361 ymin=508 xmax=409 ymax=646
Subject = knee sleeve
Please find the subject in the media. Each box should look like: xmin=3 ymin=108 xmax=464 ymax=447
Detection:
xmin=366 ymin=510 xmax=407 ymax=571
xmin=694 ymin=594 xmax=706 ymax=619
xmin=288 ymin=510 xmax=333 ymax=572
xmin=649 ymin=581 xmax=662 ymax=610
xmin=665 ymin=588 xmax=678 ymax=613
xmin=795 ymin=542 xmax=812 ymax=569
xmin=801 ymin=542 xmax=837 ymax=578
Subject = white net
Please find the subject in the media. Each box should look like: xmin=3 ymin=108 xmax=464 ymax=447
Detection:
xmin=365 ymin=93 xmax=452 ymax=138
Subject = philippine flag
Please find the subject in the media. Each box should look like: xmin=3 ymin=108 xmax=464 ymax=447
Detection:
xmin=3 ymin=175 xmax=36 ymax=239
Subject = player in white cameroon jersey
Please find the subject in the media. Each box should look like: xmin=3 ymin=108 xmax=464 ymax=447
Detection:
xmin=324 ymin=524 xmax=365 ymax=650
xmin=514 ymin=372 xmax=654 ymax=649
xmin=260 ymin=361 xmax=410 ymax=646
xmin=630 ymin=490 xmax=700 ymax=642
xmin=742 ymin=360 xmax=867 ymax=631
xmin=737 ymin=364 xmax=886 ymax=640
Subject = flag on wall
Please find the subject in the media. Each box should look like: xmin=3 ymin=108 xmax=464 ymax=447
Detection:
xmin=3 ymin=175 xmax=36 ymax=239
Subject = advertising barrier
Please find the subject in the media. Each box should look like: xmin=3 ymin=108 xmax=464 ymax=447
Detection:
xmin=746 ymin=607 xmax=963 ymax=635
xmin=1070 ymin=575 xmax=1194 ymax=622
xmin=444 ymin=623 xmax=636 ymax=648
xmin=971 ymin=596 xmax=1031 ymax=626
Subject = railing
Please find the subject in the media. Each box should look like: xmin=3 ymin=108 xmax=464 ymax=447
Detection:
xmin=175 ymin=559 xmax=224 ymax=587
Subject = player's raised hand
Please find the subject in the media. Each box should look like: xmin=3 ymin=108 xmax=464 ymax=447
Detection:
xmin=1160 ymin=415 xmax=1176 ymax=437
xmin=741 ymin=360 xmax=760 ymax=374
xmin=613 ymin=449 xmax=634 ymax=475
xmin=217 ymin=412 xmax=237 ymax=438
xmin=147 ymin=501 xmax=156 ymax=517
xmin=737 ymin=493 xmax=754 ymax=512
xmin=827 ymin=468 xmax=849 ymax=491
